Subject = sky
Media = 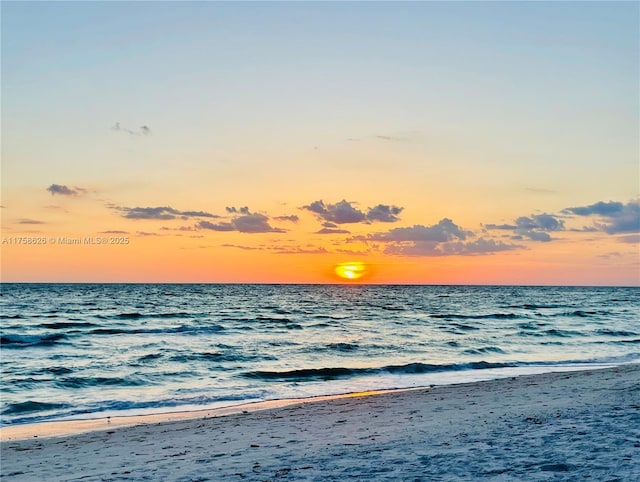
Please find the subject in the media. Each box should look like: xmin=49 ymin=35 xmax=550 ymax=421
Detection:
xmin=1 ymin=1 xmax=639 ymax=285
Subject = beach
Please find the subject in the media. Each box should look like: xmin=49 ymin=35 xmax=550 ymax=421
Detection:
xmin=2 ymin=364 xmax=638 ymax=481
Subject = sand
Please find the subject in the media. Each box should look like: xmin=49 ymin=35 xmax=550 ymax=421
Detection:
xmin=2 ymin=364 xmax=639 ymax=481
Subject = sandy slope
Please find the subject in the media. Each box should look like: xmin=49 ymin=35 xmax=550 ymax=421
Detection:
xmin=2 ymin=364 xmax=639 ymax=481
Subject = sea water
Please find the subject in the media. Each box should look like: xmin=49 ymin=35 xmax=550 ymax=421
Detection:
xmin=1 ymin=284 xmax=638 ymax=426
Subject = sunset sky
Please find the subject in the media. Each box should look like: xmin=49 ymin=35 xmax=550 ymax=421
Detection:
xmin=2 ymin=1 xmax=639 ymax=285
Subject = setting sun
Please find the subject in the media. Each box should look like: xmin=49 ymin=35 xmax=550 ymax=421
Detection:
xmin=335 ymin=262 xmax=368 ymax=281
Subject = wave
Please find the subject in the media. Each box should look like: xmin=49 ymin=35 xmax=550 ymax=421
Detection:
xmin=56 ymin=375 xmax=148 ymax=389
xmin=430 ymin=313 xmax=524 ymax=320
xmin=595 ymin=329 xmax=638 ymax=337
xmin=242 ymin=361 xmax=516 ymax=381
xmin=168 ymin=351 xmax=274 ymax=363
xmin=509 ymin=303 xmax=569 ymax=310
xmin=1 ymin=401 xmax=68 ymax=416
xmin=1 ymin=391 xmax=267 ymax=426
xmin=97 ymin=312 xmax=197 ymax=320
xmin=90 ymin=324 xmax=224 ymax=336
xmin=242 ymin=353 xmax=640 ymax=383
xmin=41 ymin=321 xmax=97 ymax=330
xmin=437 ymin=323 xmax=480 ymax=332
xmin=326 ymin=342 xmax=359 ymax=352
xmin=463 ymin=346 xmax=506 ymax=355
xmin=1 ymin=333 xmax=67 ymax=348
xmin=544 ymin=328 xmax=584 ymax=337
xmin=546 ymin=310 xmax=607 ymax=318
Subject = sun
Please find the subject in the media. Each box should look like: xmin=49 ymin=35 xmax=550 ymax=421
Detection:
xmin=334 ymin=261 xmax=368 ymax=281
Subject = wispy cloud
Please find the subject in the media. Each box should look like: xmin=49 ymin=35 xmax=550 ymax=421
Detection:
xmin=111 ymin=122 xmax=151 ymax=136
xmin=273 ymin=214 xmax=299 ymax=223
xmin=221 ymin=244 xmax=262 ymax=251
xmin=348 ymin=131 xmax=421 ymax=143
xmin=523 ymin=187 xmax=557 ymax=194
xmin=221 ymin=242 xmax=327 ymax=254
xmin=316 ymin=227 xmax=351 ymax=235
xmin=117 ymin=206 xmax=218 ymax=220
xmin=17 ymin=218 xmax=45 ymax=224
xmin=272 ymin=245 xmax=328 ymax=255
xmin=47 ymin=184 xmax=85 ymax=196
xmin=373 ymin=134 xmax=413 ymax=142
xmin=618 ymin=234 xmax=640 ymax=244
xmin=302 ymin=200 xmax=403 ymax=224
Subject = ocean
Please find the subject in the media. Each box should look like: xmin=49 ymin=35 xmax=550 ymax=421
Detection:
xmin=1 ymin=284 xmax=638 ymax=427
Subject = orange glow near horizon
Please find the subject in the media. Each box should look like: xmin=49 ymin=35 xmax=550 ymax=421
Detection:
xmin=334 ymin=261 xmax=368 ymax=281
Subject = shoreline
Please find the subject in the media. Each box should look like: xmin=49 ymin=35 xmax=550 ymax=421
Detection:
xmin=1 ymin=362 xmax=630 ymax=442
xmin=2 ymin=364 xmax=639 ymax=480
xmin=0 ymin=387 xmax=422 ymax=442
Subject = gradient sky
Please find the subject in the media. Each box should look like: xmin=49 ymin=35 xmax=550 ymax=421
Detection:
xmin=2 ymin=1 xmax=639 ymax=285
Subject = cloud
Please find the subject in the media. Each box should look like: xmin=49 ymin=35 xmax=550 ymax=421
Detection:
xmin=100 ymin=230 xmax=129 ymax=234
xmin=44 ymin=205 xmax=69 ymax=212
xmin=316 ymin=228 xmax=351 ymax=235
xmin=272 ymin=245 xmax=328 ymax=255
xmin=198 ymin=210 xmax=285 ymax=234
xmin=486 ymin=214 xmax=564 ymax=232
xmin=221 ymin=244 xmax=261 ymax=251
xmin=383 ymin=237 xmax=520 ymax=257
xmin=161 ymin=226 xmax=196 ymax=232
xmin=369 ymin=219 xmax=472 ymax=242
xmin=303 ymin=200 xmax=366 ymax=224
xmin=366 ymin=204 xmax=403 ymax=223
xmin=563 ymin=201 xmax=624 ymax=217
xmin=564 ymin=200 xmax=640 ymax=234
xmin=17 ymin=218 xmax=45 ymax=224
xmin=222 ymin=243 xmax=327 ymax=254
xmin=520 ymin=231 xmax=552 ymax=242
xmin=112 ymin=122 xmax=151 ymax=136
xmin=363 ymin=218 xmax=520 ymax=257
xmin=485 ymin=213 xmax=565 ymax=242
xmin=302 ymin=199 xmax=403 ymax=224
xmin=234 ymin=213 xmax=285 ymax=233
xmin=347 ymin=132 xmax=419 ymax=143
xmin=226 ymin=206 xmax=250 ymax=214
xmin=47 ymin=184 xmax=84 ymax=196
xmin=118 ymin=206 xmax=218 ymax=220
xmin=336 ymin=248 xmax=370 ymax=256
xmin=273 ymin=215 xmax=299 ymax=223
xmin=374 ymin=134 xmax=412 ymax=142
xmin=197 ymin=220 xmax=235 ymax=231
xmin=618 ymin=234 xmax=640 ymax=244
